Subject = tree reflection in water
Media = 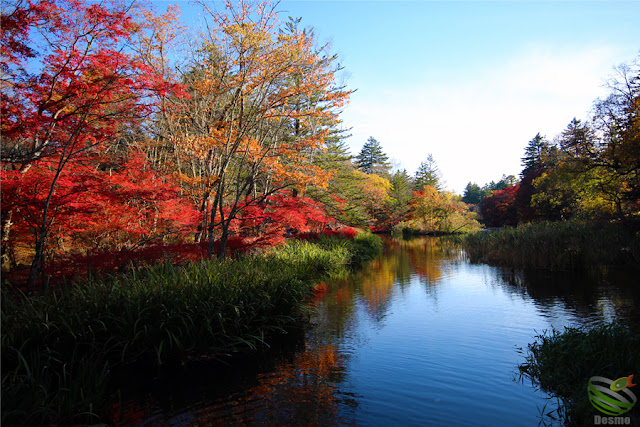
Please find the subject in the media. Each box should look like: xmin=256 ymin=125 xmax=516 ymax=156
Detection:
xmin=107 ymin=237 xmax=638 ymax=426
xmin=489 ymin=266 xmax=640 ymax=326
xmin=353 ymin=237 xmax=465 ymax=321
xmin=190 ymin=344 xmax=352 ymax=426
xmin=108 ymin=337 xmax=356 ymax=426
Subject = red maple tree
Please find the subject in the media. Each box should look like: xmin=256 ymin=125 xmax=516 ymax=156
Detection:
xmin=1 ymin=0 xmax=183 ymax=285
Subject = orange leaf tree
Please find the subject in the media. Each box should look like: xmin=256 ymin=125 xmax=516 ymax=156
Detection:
xmin=164 ymin=0 xmax=351 ymax=256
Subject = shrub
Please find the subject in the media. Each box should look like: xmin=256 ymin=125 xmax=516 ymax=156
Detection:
xmin=518 ymin=323 xmax=640 ymax=426
xmin=464 ymin=220 xmax=640 ymax=270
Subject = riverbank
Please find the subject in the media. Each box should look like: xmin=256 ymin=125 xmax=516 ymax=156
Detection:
xmin=464 ymin=220 xmax=640 ymax=270
xmin=1 ymin=233 xmax=382 ymax=426
xmin=518 ymin=323 xmax=640 ymax=426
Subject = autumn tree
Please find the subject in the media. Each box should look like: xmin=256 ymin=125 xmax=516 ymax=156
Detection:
xmin=481 ymin=185 xmax=519 ymax=227
xmin=438 ymin=191 xmax=481 ymax=233
xmin=531 ymin=116 xmax=628 ymax=220
xmin=163 ymin=1 xmax=351 ymax=256
xmin=355 ymin=136 xmax=390 ymax=175
xmin=357 ymin=171 xmax=392 ymax=230
xmin=2 ymin=150 xmax=201 ymax=277
xmin=531 ymin=165 xmax=617 ymax=220
xmin=1 ymin=0 xmax=178 ymax=285
xmin=591 ymin=61 xmax=640 ymax=211
xmin=473 ymin=57 xmax=639 ymax=225
xmin=460 ymin=175 xmax=518 ymax=224
xmin=535 ymin=63 xmax=640 ymax=219
xmin=408 ymin=186 xmax=445 ymax=232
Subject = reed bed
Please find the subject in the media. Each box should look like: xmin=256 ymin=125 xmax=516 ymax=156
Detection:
xmin=464 ymin=220 xmax=640 ymax=270
xmin=1 ymin=234 xmax=382 ymax=426
xmin=518 ymin=323 xmax=640 ymax=426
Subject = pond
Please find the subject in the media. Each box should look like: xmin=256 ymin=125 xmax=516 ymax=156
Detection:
xmin=108 ymin=237 xmax=639 ymax=426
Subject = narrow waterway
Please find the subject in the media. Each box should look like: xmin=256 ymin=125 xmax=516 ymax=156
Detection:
xmin=109 ymin=237 xmax=639 ymax=426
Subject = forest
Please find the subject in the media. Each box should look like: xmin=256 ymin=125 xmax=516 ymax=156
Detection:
xmin=2 ymin=0 xmax=639 ymax=286
xmin=2 ymin=0 xmax=639 ymax=424
xmin=0 ymin=0 xmax=484 ymax=290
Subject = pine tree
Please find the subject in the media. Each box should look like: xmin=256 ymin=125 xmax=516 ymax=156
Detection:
xmin=559 ymin=118 xmax=596 ymax=160
xmin=521 ymin=133 xmax=550 ymax=176
xmin=390 ymin=169 xmax=413 ymax=203
xmin=355 ymin=137 xmax=390 ymax=175
xmin=322 ymin=139 xmax=353 ymax=166
xmin=414 ymin=154 xmax=442 ymax=191
xmin=387 ymin=169 xmax=413 ymax=225
xmin=307 ymin=138 xmax=373 ymax=227
xmin=462 ymin=182 xmax=484 ymax=205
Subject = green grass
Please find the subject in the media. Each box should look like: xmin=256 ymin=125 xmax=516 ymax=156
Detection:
xmin=313 ymin=231 xmax=384 ymax=266
xmin=464 ymin=220 xmax=640 ymax=270
xmin=1 ymin=234 xmax=382 ymax=426
xmin=517 ymin=323 xmax=640 ymax=426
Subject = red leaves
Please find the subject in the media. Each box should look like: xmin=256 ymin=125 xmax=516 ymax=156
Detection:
xmin=1 ymin=0 xmax=362 ymax=286
xmin=1 ymin=150 xmax=200 ymax=277
xmin=1 ymin=0 xmax=190 ymax=285
xmin=222 ymin=191 xmax=360 ymax=251
xmin=2 ymin=0 xmax=173 ymax=153
xmin=481 ymin=184 xmax=520 ymax=227
xmin=233 ymin=190 xmax=331 ymax=241
xmin=0 ymin=1 xmax=39 ymax=67
xmin=41 ymin=242 xmax=209 ymax=282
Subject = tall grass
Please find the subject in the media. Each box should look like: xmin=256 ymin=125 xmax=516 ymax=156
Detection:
xmin=1 ymin=234 xmax=382 ymax=426
xmin=518 ymin=323 xmax=640 ymax=426
xmin=312 ymin=231 xmax=384 ymax=266
xmin=464 ymin=220 xmax=640 ymax=270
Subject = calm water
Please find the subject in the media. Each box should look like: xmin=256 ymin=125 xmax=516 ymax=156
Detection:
xmin=109 ymin=237 xmax=639 ymax=426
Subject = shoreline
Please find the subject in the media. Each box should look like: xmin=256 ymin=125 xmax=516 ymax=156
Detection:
xmin=462 ymin=219 xmax=640 ymax=271
xmin=1 ymin=233 xmax=383 ymax=426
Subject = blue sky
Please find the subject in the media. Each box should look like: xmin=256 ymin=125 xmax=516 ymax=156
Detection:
xmin=154 ymin=0 xmax=640 ymax=194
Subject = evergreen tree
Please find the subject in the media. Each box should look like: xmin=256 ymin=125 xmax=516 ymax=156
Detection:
xmin=559 ymin=118 xmax=596 ymax=161
xmin=414 ymin=154 xmax=442 ymax=191
xmin=307 ymin=138 xmax=374 ymax=227
xmin=485 ymin=175 xmax=517 ymax=192
xmin=519 ymin=134 xmax=554 ymax=222
xmin=355 ymin=137 xmax=390 ymax=175
xmin=390 ymin=169 xmax=413 ymax=204
xmin=316 ymin=139 xmax=353 ymax=168
xmin=462 ymin=182 xmax=484 ymax=205
xmin=384 ymin=169 xmax=413 ymax=226
xmin=521 ymin=133 xmax=551 ymax=176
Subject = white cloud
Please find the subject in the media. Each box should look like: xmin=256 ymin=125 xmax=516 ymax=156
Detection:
xmin=342 ymin=44 xmax=633 ymax=194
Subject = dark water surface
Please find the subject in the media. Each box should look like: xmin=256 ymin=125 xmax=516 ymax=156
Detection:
xmin=109 ymin=237 xmax=639 ymax=426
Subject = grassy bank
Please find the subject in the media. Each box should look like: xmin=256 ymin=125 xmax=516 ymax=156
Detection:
xmin=1 ymin=233 xmax=382 ymax=426
xmin=464 ymin=220 xmax=640 ymax=270
xmin=518 ymin=323 xmax=640 ymax=426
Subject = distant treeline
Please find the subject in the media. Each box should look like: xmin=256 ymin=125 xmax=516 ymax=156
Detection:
xmin=462 ymin=58 xmax=639 ymax=227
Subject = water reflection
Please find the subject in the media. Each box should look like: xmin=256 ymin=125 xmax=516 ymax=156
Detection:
xmin=188 ymin=344 xmax=353 ymax=426
xmin=108 ymin=237 xmax=638 ymax=426
xmin=488 ymin=263 xmax=640 ymax=326
xmin=351 ymin=237 xmax=465 ymax=321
